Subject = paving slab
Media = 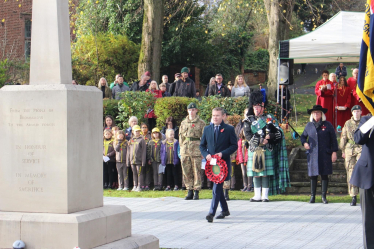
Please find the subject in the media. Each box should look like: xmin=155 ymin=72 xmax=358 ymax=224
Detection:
xmin=104 ymin=197 xmax=363 ymax=249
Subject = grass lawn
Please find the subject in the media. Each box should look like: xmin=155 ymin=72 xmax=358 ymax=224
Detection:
xmin=281 ymin=93 xmax=317 ymax=148
xmin=103 ymin=189 xmax=356 ymax=203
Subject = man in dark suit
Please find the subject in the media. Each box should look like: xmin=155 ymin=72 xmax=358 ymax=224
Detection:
xmin=200 ymin=107 xmax=238 ymax=223
xmin=208 ymin=74 xmax=231 ymax=97
xmin=352 ymin=115 xmax=374 ymax=249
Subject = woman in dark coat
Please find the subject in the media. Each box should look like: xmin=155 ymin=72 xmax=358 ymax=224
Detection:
xmin=160 ymin=116 xmax=179 ymax=140
xmin=300 ymin=105 xmax=338 ymax=204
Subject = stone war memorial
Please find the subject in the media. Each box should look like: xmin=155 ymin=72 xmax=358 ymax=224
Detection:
xmin=0 ymin=0 xmax=158 ymax=248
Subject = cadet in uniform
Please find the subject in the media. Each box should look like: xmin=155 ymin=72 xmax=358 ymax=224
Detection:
xmin=340 ymin=105 xmax=363 ymax=206
xmin=179 ymin=102 xmax=206 ymax=200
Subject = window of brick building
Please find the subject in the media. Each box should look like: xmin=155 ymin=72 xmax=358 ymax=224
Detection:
xmin=25 ymin=19 xmax=31 ymax=60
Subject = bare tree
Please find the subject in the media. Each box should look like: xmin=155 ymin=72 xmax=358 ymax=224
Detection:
xmin=264 ymin=0 xmax=295 ymax=100
xmin=138 ymin=0 xmax=164 ymax=82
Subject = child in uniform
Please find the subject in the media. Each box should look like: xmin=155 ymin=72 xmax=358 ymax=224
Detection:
xmin=126 ymin=125 xmax=147 ymax=192
xmin=114 ymin=130 xmax=129 ymax=190
xmin=141 ymin=123 xmax=152 ymax=191
xmin=236 ymin=129 xmax=252 ymax=191
xmin=161 ymin=129 xmax=180 ymax=191
xmin=103 ymin=129 xmax=116 ymax=189
xmin=147 ymin=128 xmax=163 ymax=191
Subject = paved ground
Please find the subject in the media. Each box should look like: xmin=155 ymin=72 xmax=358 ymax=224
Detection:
xmin=104 ymin=197 xmax=363 ymax=249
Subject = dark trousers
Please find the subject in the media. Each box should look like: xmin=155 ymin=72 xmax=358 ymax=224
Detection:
xmin=148 ymin=118 xmax=156 ymax=131
xmin=360 ymin=186 xmax=374 ymax=249
xmin=209 ymin=182 xmax=228 ymax=216
xmin=166 ymin=164 xmax=178 ymax=187
xmin=103 ymin=161 xmax=115 ymax=186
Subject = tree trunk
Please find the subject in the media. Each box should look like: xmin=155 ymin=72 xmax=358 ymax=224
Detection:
xmin=138 ymin=0 xmax=164 ymax=82
xmin=264 ymin=0 xmax=294 ymax=101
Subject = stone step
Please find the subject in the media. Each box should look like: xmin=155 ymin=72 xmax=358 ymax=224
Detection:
xmin=298 ymin=150 xmax=343 ymax=159
xmin=286 ymin=182 xmax=348 ymax=194
xmin=292 ymin=159 xmax=346 ymax=171
xmin=94 ymin=234 xmax=159 ymax=249
xmin=289 ymin=170 xmax=348 ymax=183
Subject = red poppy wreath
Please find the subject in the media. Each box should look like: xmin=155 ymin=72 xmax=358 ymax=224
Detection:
xmin=205 ymin=155 xmax=228 ymax=184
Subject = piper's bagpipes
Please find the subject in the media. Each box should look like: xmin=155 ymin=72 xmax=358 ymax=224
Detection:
xmin=267 ymin=102 xmax=300 ymax=140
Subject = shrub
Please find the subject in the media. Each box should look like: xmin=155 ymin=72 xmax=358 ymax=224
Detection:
xmin=71 ymin=33 xmax=140 ymax=86
xmin=0 ymin=60 xmax=8 ymax=88
xmin=117 ymin=91 xmax=156 ymax=129
xmin=154 ymin=97 xmax=199 ymax=128
xmin=198 ymin=96 xmax=249 ymax=124
xmin=103 ymin=98 xmax=120 ymax=126
xmin=107 ymin=95 xmax=280 ymax=130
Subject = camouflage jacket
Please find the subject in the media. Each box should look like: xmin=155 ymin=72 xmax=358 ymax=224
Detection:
xmin=340 ymin=117 xmax=362 ymax=151
xmin=179 ymin=115 xmax=206 ymax=156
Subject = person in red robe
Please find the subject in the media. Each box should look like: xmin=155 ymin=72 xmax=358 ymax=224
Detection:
xmin=315 ymin=70 xmax=334 ymax=125
xmin=329 ymin=73 xmax=339 ymax=128
xmin=347 ymin=68 xmax=370 ymax=115
xmin=335 ymin=76 xmax=351 ymax=128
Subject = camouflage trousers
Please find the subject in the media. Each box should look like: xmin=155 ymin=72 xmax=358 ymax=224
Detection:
xmin=223 ymin=162 xmax=236 ymax=190
xmin=201 ymin=169 xmax=212 ymax=188
xmin=345 ymin=147 xmax=361 ymax=197
xmin=181 ymin=156 xmax=202 ymax=190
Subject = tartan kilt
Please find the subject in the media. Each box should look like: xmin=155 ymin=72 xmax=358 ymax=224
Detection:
xmin=247 ymin=149 xmax=275 ymax=177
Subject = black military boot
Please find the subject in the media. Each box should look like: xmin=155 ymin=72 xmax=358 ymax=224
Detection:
xmin=309 ymin=178 xmax=317 ymax=203
xmin=321 ymin=180 xmax=329 ymax=204
xmin=193 ymin=190 xmax=199 ymax=200
xmin=185 ymin=190 xmax=193 ymax=200
xmin=224 ymin=189 xmax=230 ymax=201
xmin=350 ymin=196 xmax=357 ymax=206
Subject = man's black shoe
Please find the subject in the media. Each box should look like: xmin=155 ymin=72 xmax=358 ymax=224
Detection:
xmin=216 ymin=211 xmax=230 ymax=219
xmin=206 ymin=214 xmax=214 ymax=223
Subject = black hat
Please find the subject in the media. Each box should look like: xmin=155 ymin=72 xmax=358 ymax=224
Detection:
xmin=247 ymin=90 xmax=266 ymax=116
xmin=307 ymin=105 xmax=328 ymax=114
xmin=351 ymin=105 xmax=362 ymax=112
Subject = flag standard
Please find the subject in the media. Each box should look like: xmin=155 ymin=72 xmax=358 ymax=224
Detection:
xmin=357 ymin=0 xmax=374 ymax=114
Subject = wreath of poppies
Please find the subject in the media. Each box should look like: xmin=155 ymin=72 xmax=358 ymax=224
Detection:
xmin=205 ymin=155 xmax=228 ymax=184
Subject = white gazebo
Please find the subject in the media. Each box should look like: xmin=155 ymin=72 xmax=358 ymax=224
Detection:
xmin=279 ymin=11 xmax=364 ymax=63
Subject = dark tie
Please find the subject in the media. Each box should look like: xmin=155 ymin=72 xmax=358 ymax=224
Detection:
xmin=214 ymin=125 xmax=219 ymax=144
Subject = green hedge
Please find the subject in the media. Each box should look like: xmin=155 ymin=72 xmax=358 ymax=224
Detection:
xmin=103 ymin=99 xmax=120 ymax=125
xmin=154 ymin=97 xmax=199 ymax=127
xmin=103 ymin=94 xmax=278 ymax=130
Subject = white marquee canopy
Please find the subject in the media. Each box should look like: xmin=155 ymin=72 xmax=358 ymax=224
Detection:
xmin=279 ymin=11 xmax=365 ymax=64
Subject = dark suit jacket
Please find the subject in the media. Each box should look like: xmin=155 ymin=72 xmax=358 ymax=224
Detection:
xmin=351 ymin=116 xmax=374 ymax=189
xmin=200 ymin=121 xmax=238 ymax=181
xmin=208 ymin=83 xmax=231 ymax=97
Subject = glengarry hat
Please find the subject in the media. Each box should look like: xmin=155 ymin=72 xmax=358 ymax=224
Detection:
xmin=307 ymin=105 xmax=328 ymax=114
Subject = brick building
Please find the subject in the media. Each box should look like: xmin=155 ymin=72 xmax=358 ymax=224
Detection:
xmin=0 ymin=0 xmax=33 ymax=61
xmin=243 ymin=69 xmax=267 ymax=86
xmin=0 ymin=0 xmax=78 ymax=62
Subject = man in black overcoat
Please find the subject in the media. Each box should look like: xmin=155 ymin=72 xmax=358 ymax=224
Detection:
xmin=352 ymin=115 xmax=374 ymax=249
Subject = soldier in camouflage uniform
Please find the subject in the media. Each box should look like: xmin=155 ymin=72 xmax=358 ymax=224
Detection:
xmin=180 ymin=102 xmax=206 ymax=200
xmin=340 ymin=105 xmax=363 ymax=206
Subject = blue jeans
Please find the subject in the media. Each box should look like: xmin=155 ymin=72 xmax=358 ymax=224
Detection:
xmin=209 ymin=182 xmax=228 ymax=216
